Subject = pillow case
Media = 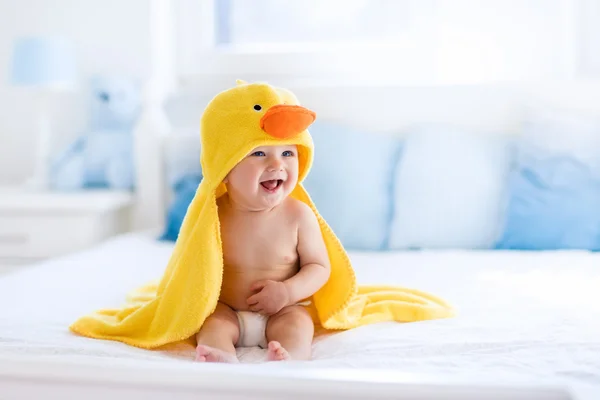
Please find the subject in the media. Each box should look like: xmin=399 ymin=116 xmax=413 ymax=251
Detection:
xmin=159 ymin=173 xmax=202 ymax=242
xmin=303 ymin=120 xmax=403 ymax=250
xmin=164 ymin=131 xmax=202 ymax=188
xmin=160 ymin=131 xmax=202 ymax=242
xmin=388 ymin=126 xmax=512 ymax=249
xmin=495 ymin=107 xmax=600 ymax=251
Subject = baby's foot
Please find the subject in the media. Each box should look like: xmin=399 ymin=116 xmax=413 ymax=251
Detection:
xmin=267 ymin=341 xmax=291 ymax=361
xmin=195 ymin=345 xmax=239 ymax=363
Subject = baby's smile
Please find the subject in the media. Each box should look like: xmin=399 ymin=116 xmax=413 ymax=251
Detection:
xmin=260 ymin=178 xmax=284 ymax=193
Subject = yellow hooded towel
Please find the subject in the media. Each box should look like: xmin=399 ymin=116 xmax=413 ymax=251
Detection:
xmin=70 ymin=81 xmax=454 ymax=349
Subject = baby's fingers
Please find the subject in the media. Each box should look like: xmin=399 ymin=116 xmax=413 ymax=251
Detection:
xmin=250 ymin=280 xmax=269 ymax=292
xmin=249 ymin=304 xmax=263 ymax=313
xmin=246 ymin=293 xmax=261 ymax=305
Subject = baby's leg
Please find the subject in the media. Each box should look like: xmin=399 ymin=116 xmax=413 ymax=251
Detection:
xmin=195 ymin=302 xmax=240 ymax=363
xmin=265 ymin=305 xmax=314 ymax=361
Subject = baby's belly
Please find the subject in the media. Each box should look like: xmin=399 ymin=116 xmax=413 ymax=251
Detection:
xmin=219 ymin=265 xmax=298 ymax=311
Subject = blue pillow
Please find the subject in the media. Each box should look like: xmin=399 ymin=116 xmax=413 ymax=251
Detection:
xmin=388 ymin=126 xmax=512 ymax=250
xmin=159 ymin=173 xmax=202 ymax=242
xmin=303 ymin=120 xmax=403 ymax=250
xmin=496 ymin=147 xmax=600 ymax=251
xmin=495 ymin=107 xmax=600 ymax=251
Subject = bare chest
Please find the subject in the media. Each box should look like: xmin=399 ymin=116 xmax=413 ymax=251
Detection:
xmin=219 ymin=212 xmax=299 ymax=269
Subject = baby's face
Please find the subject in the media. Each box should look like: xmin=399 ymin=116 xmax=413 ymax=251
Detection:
xmin=224 ymin=145 xmax=299 ymax=210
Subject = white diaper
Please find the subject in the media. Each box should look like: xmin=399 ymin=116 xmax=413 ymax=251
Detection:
xmin=236 ymin=311 xmax=268 ymax=348
xmin=235 ymin=301 xmax=312 ymax=349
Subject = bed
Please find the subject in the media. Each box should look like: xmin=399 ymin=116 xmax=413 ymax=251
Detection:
xmin=3 ymin=5 xmax=600 ymax=396
xmin=0 ymin=230 xmax=597 ymax=398
xmin=3 ymin=87 xmax=600 ymax=399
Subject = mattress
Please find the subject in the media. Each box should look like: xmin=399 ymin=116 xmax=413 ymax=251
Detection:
xmin=0 ymin=232 xmax=598 ymax=398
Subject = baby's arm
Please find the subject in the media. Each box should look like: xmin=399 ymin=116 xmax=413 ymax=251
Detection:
xmin=283 ymin=203 xmax=331 ymax=304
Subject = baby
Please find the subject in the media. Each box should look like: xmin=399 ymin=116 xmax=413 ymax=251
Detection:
xmin=195 ymin=143 xmax=331 ymax=363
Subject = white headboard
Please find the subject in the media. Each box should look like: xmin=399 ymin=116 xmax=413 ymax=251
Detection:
xmin=129 ymin=79 xmax=600 ymax=232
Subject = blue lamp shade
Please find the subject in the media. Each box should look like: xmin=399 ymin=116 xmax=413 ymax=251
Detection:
xmin=10 ymin=36 xmax=77 ymax=88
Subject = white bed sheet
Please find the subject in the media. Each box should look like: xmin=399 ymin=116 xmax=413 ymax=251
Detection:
xmin=0 ymin=232 xmax=599 ymax=398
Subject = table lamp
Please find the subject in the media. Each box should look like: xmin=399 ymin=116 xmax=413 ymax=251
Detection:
xmin=10 ymin=36 xmax=77 ymax=190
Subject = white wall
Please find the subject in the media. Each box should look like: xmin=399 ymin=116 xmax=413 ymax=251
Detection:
xmin=0 ymin=0 xmax=150 ymax=185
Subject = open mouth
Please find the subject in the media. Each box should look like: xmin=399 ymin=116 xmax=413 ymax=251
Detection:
xmin=260 ymin=179 xmax=284 ymax=192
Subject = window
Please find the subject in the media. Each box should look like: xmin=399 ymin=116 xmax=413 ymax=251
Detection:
xmin=176 ymin=0 xmax=581 ymax=84
xmin=215 ymin=0 xmax=416 ymax=48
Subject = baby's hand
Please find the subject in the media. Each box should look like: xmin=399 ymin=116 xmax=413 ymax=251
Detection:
xmin=246 ymin=280 xmax=290 ymax=315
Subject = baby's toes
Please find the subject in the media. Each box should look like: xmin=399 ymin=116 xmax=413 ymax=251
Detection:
xmin=267 ymin=341 xmax=290 ymax=361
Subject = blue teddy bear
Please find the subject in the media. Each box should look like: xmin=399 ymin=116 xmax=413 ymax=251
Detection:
xmin=51 ymin=75 xmax=141 ymax=190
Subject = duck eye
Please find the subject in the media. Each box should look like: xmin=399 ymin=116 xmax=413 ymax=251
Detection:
xmin=253 ymin=105 xmax=262 ymax=111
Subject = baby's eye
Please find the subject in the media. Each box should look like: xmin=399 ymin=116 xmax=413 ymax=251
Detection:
xmin=251 ymin=151 xmax=266 ymax=157
xmin=282 ymin=150 xmax=294 ymax=157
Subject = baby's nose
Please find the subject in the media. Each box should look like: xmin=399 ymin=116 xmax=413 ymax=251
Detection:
xmin=267 ymin=159 xmax=283 ymax=171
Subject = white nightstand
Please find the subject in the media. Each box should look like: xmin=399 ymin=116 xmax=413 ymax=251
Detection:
xmin=0 ymin=188 xmax=134 ymax=270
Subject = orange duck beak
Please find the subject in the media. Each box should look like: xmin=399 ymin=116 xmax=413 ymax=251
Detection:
xmin=260 ymin=104 xmax=316 ymax=139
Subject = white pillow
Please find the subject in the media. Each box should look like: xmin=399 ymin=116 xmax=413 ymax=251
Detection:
xmin=388 ymin=126 xmax=512 ymax=249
